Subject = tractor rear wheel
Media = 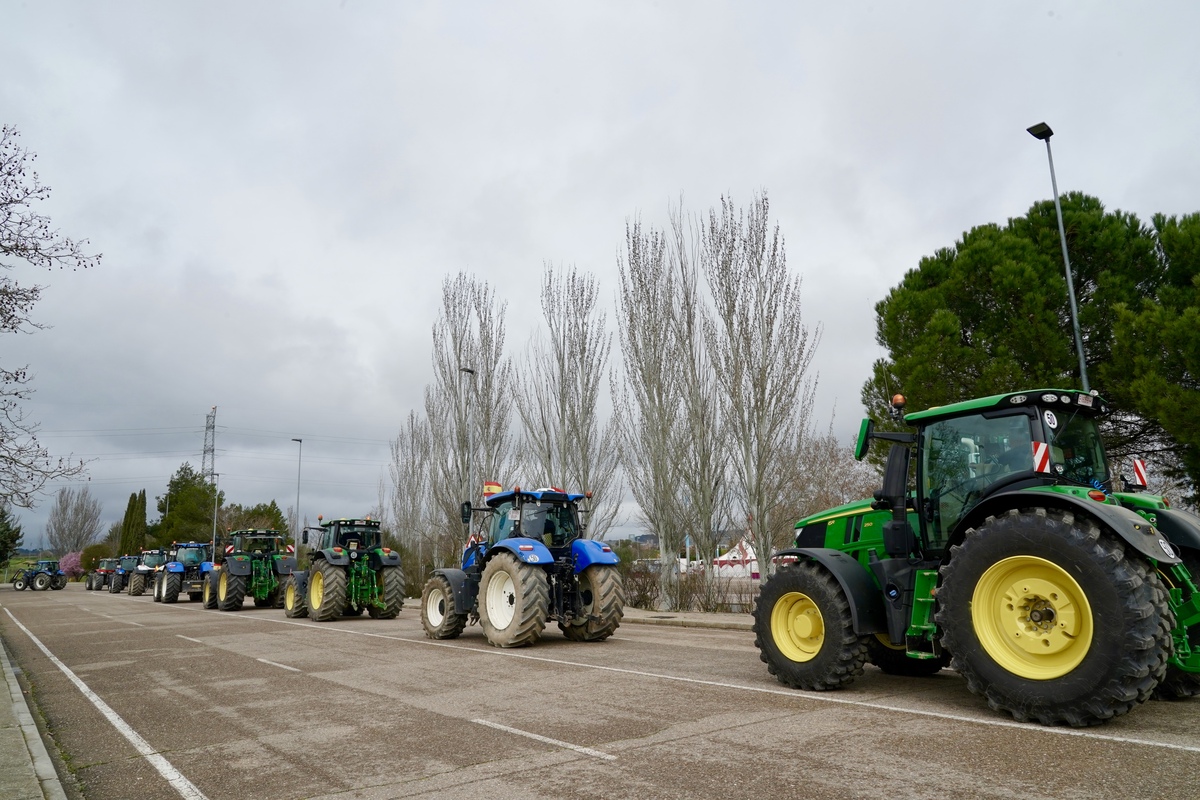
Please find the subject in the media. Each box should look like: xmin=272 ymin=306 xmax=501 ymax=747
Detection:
xmin=308 ymin=560 xmax=347 ymax=622
xmin=284 ymin=574 xmax=308 ymax=618
xmin=421 ymin=574 xmax=467 ymax=639
xmin=162 ymin=572 xmax=182 ymax=604
xmin=218 ymin=571 xmax=246 ymax=611
xmin=865 ymin=634 xmax=950 ymax=676
xmin=1155 ymin=548 xmax=1200 ymax=700
xmin=753 ymin=561 xmax=866 ymax=690
xmin=202 ymin=573 xmax=218 ymax=609
xmin=368 ymin=567 xmax=405 ymax=619
xmin=152 ymin=573 xmax=162 ymax=602
xmin=937 ymin=508 xmax=1171 ymax=726
xmin=559 ymin=565 xmax=625 ymax=642
xmin=32 ymin=573 xmax=51 ymax=591
xmin=479 ymin=552 xmax=549 ymax=648
xmin=85 ymin=574 xmax=94 ymax=590
xmin=51 ymin=575 xmax=66 ymax=590
xmin=130 ymin=573 xmax=145 ymax=596
xmin=109 ymin=575 xmax=122 ymax=593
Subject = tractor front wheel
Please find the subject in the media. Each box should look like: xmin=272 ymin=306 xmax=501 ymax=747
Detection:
xmin=162 ymin=572 xmax=182 ymax=604
xmin=368 ymin=567 xmax=405 ymax=619
xmin=1155 ymin=548 xmax=1200 ymax=700
xmin=218 ymin=571 xmax=246 ymax=611
xmin=12 ymin=578 xmax=26 ymax=591
xmin=937 ymin=508 xmax=1171 ymax=726
xmin=479 ymin=552 xmax=549 ymax=648
xmin=202 ymin=573 xmax=218 ymax=609
xmin=421 ymin=574 xmax=467 ymax=639
xmin=559 ymin=565 xmax=625 ymax=642
xmin=753 ymin=561 xmax=866 ymax=690
xmin=284 ymin=574 xmax=308 ymax=618
xmin=865 ymin=634 xmax=949 ymax=676
xmin=308 ymin=561 xmax=347 ymax=622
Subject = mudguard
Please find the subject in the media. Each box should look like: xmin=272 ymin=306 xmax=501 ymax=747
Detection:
xmin=273 ymin=555 xmax=297 ymax=574
xmin=223 ymin=556 xmax=252 ymax=576
xmin=1144 ymin=507 xmax=1200 ymax=553
xmin=433 ymin=567 xmax=478 ymax=615
xmin=165 ymin=562 xmax=184 ymax=573
xmin=462 ymin=543 xmax=487 ymax=570
xmin=290 ymin=570 xmax=308 ymax=594
xmin=571 ymin=538 xmax=620 ymax=573
xmin=773 ymin=547 xmax=888 ymax=635
xmin=962 ymin=489 xmax=1182 ymax=565
xmin=491 ymin=537 xmax=554 ymax=565
xmin=322 ymin=549 xmax=350 ymax=566
xmin=367 ymin=548 xmax=401 ymax=569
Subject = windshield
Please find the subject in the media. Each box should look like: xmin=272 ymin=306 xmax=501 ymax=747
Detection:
xmin=142 ymin=553 xmax=165 ymax=567
xmin=176 ymin=547 xmax=206 ymax=566
xmin=120 ymin=557 xmax=138 ymax=570
xmin=238 ymin=536 xmax=281 ymax=553
xmin=517 ymin=501 xmax=579 ymax=546
xmin=1043 ymin=410 xmax=1110 ymax=486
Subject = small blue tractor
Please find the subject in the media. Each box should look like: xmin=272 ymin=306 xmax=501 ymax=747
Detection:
xmin=283 ymin=517 xmax=404 ymax=621
xmin=152 ymin=542 xmax=214 ymax=603
xmin=127 ymin=549 xmax=167 ymax=596
xmin=14 ymin=560 xmax=67 ymax=591
xmin=110 ymin=555 xmax=139 ymax=593
xmin=86 ymin=558 xmax=118 ymax=591
xmin=203 ymin=529 xmax=297 ymax=611
xmin=420 ymin=487 xmax=624 ymax=648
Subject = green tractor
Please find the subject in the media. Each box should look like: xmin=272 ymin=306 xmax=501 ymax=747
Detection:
xmin=753 ymin=389 xmax=1200 ymax=727
xmin=283 ymin=517 xmax=404 ymax=622
xmin=203 ymin=529 xmax=296 ymax=611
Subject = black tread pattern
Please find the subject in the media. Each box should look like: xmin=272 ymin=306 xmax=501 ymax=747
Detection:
xmin=309 ymin=560 xmax=347 ymax=622
xmin=480 ymin=552 xmax=549 ymax=648
xmin=559 ymin=565 xmax=625 ymax=641
xmin=284 ymin=574 xmax=308 ymax=618
xmin=937 ymin=508 xmax=1171 ymax=726
xmin=163 ymin=572 xmax=182 ymax=603
xmin=421 ymin=575 xmax=468 ymax=639
xmin=368 ymin=567 xmax=405 ymax=619
xmin=219 ymin=571 xmax=246 ymax=611
xmin=129 ymin=573 xmax=146 ymax=596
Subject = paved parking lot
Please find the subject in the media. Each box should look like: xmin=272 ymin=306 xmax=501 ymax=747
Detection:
xmin=2 ymin=583 xmax=1198 ymax=799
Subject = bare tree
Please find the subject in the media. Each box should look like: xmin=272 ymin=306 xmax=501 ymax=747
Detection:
xmin=45 ymin=486 xmax=103 ymax=555
xmin=1 ymin=125 xmax=98 ymax=507
xmin=703 ymin=193 xmax=821 ymax=576
xmin=615 ymin=219 xmax=685 ymax=587
xmin=514 ymin=263 xmax=622 ymax=538
xmin=388 ymin=410 xmax=435 ymax=561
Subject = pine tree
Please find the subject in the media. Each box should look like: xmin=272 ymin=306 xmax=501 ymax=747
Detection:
xmin=0 ymin=502 xmax=24 ymax=566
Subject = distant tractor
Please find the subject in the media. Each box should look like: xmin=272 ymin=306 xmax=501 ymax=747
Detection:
xmin=152 ymin=542 xmax=214 ymax=603
xmin=753 ymin=390 xmax=1200 ymax=727
xmin=283 ymin=517 xmax=403 ymax=621
xmin=127 ymin=549 xmax=167 ymax=596
xmin=110 ymin=555 xmax=139 ymax=593
xmin=14 ymin=560 xmax=67 ymax=591
xmin=86 ymin=558 xmax=119 ymax=591
xmin=203 ymin=529 xmax=296 ymax=611
xmin=420 ymin=488 xmax=624 ymax=648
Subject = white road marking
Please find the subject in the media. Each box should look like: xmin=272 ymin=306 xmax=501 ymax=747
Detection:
xmin=256 ymin=658 xmax=300 ymax=672
xmin=472 ymin=718 xmax=616 ymax=760
xmin=4 ymin=609 xmax=209 ymax=800
xmin=175 ymin=635 xmax=205 ymax=644
xmin=92 ymin=612 xmax=144 ymax=627
xmin=136 ymin=597 xmax=1200 ymax=755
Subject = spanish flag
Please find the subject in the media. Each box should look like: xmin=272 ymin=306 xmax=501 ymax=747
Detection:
xmin=482 ymin=481 xmax=502 ymax=498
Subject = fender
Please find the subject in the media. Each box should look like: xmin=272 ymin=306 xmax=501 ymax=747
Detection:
xmin=273 ymin=555 xmax=297 ymax=574
xmin=165 ymin=562 xmax=185 ymax=573
xmin=367 ymin=549 xmax=401 ymax=569
xmin=1143 ymin=507 xmax=1200 ymax=553
xmin=321 ymin=549 xmax=350 ymax=567
xmin=462 ymin=543 xmax=487 ymax=570
xmin=491 ymin=537 xmax=554 ymax=566
xmin=433 ymin=567 xmax=478 ymax=615
xmin=773 ymin=547 xmax=888 ymax=635
xmin=960 ymin=489 xmax=1182 ymax=565
xmin=571 ymin=538 xmax=619 ymax=573
xmin=290 ymin=570 xmax=308 ymax=595
xmin=223 ymin=556 xmax=252 ymax=577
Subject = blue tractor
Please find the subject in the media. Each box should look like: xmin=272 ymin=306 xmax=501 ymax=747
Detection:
xmin=13 ymin=560 xmax=67 ymax=591
xmin=152 ymin=542 xmax=214 ymax=603
xmin=420 ymin=488 xmax=625 ymax=648
xmin=110 ymin=555 xmax=140 ymax=593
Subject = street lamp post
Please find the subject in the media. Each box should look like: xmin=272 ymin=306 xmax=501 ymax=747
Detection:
xmin=210 ymin=473 xmax=220 ymax=557
xmin=1027 ymin=121 xmax=1090 ymax=392
xmin=292 ymin=438 xmax=303 ymax=551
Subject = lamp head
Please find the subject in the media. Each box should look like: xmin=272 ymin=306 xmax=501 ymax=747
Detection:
xmin=1027 ymin=122 xmax=1054 ymax=141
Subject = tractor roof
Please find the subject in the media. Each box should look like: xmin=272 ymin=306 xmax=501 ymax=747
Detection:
xmin=321 ymin=518 xmax=379 ymax=528
xmin=904 ymin=388 xmax=1106 ymax=423
xmin=231 ymin=529 xmax=281 ymax=536
xmin=485 ymin=488 xmax=585 ymax=507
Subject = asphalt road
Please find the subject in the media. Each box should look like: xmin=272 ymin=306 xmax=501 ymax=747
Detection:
xmin=1 ymin=583 xmax=1198 ymax=800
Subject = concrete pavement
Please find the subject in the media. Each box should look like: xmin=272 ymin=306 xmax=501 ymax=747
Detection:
xmin=1 ymin=611 xmax=68 ymax=800
xmin=620 ymin=605 xmax=754 ymax=631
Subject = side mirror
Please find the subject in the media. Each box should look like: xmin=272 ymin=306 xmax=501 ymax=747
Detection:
xmin=301 ymin=530 xmax=309 ymax=546
xmin=854 ymin=418 xmax=873 ymax=461
xmin=460 ymin=501 xmax=472 ymax=525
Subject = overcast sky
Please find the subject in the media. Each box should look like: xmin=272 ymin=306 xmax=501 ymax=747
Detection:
xmin=4 ymin=2 xmax=1198 ymax=548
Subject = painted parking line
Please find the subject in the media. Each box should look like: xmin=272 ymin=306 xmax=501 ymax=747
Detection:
xmin=5 ymin=608 xmax=209 ymax=800
xmin=176 ymin=635 xmax=205 ymax=645
xmin=472 ymin=718 xmax=616 ymax=760
xmin=256 ymin=658 xmax=301 ymax=672
xmin=133 ymin=595 xmax=1200 ymax=755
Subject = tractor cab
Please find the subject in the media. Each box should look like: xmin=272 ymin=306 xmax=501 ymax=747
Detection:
xmin=118 ymin=556 xmax=139 ymax=572
xmin=306 ymin=518 xmax=383 ymax=552
xmin=139 ymin=550 xmax=166 ymax=569
xmin=484 ymin=488 xmax=585 ymax=550
xmin=97 ymin=558 xmax=118 ymax=573
xmin=230 ymin=530 xmax=285 ymax=555
xmin=37 ymin=560 xmax=60 ymax=572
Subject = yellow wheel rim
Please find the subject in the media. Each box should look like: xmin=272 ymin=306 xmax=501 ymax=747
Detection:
xmin=218 ymin=571 xmax=228 ymax=601
xmin=972 ymin=555 xmax=1093 ymax=680
xmin=203 ymin=579 xmax=211 ymax=604
xmin=770 ymin=591 xmax=825 ymax=663
xmin=310 ymin=569 xmax=325 ymax=609
xmin=285 ymin=582 xmax=296 ymax=610
xmin=874 ymin=632 xmax=905 ymax=651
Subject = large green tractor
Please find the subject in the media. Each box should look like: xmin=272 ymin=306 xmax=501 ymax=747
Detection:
xmin=202 ymin=529 xmax=296 ymax=611
xmin=283 ymin=517 xmax=404 ymax=622
xmin=753 ymin=389 xmax=1200 ymax=726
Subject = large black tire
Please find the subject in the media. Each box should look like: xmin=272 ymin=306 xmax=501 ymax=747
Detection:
xmin=129 ymin=572 xmax=146 ymax=597
xmin=32 ymin=573 xmax=51 ymax=591
xmin=162 ymin=572 xmax=182 ymax=604
xmin=308 ymin=560 xmax=347 ymax=622
xmin=218 ymin=571 xmax=246 ymax=611
xmin=1155 ymin=548 xmax=1200 ymax=700
xmin=479 ymin=552 xmax=549 ymax=648
xmin=202 ymin=573 xmax=218 ymax=609
xmin=85 ymin=574 xmax=94 ymax=591
xmin=937 ymin=508 xmax=1172 ymax=727
xmin=284 ymin=574 xmax=308 ymax=618
xmin=13 ymin=578 xmax=26 ymax=591
xmin=865 ymin=634 xmax=950 ymax=676
xmin=559 ymin=565 xmax=625 ymax=641
xmin=109 ymin=574 xmax=123 ymax=593
xmin=51 ymin=575 xmax=66 ymax=590
xmin=368 ymin=567 xmax=405 ymax=619
xmin=421 ymin=574 xmax=467 ymax=639
xmin=152 ymin=573 xmax=163 ymax=602
xmin=753 ymin=561 xmax=867 ymax=690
